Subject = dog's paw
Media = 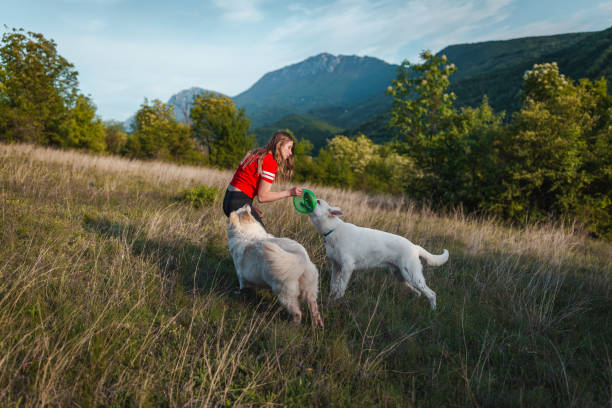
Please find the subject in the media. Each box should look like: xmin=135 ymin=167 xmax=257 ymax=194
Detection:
xmin=291 ymin=313 xmax=302 ymax=325
xmin=312 ymin=315 xmax=324 ymax=329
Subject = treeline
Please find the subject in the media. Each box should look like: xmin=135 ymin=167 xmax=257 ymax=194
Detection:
xmin=296 ymin=52 xmax=611 ymax=239
xmin=0 ymin=28 xmax=255 ymax=168
xmin=2 ymin=29 xmax=610 ymax=238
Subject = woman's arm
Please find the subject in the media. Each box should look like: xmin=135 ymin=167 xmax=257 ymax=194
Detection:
xmin=256 ymin=180 xmax=302 ymax=203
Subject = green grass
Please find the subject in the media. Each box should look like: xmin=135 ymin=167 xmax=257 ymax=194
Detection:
xmin=1 ymin=143 xmax=611 ymax=407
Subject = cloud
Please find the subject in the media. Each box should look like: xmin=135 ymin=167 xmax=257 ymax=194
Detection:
xmin=473 ymin=2 xmax=612 ymax=41
xmin=264 ymin=0 xmax=514 ymax=63
xmin=212 ymin=0 xmax=265 ymax=22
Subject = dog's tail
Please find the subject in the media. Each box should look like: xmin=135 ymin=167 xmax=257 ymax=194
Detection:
xmin=417 ymin=247 xmax=449 ymax=266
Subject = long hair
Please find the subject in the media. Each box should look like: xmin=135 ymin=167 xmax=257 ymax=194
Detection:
xmin=239 ymin=130 xmax=295 ymax=182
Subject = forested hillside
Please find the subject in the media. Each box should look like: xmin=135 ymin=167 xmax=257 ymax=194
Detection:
xmin=1 ymin=143 xmax=610 ymax=406
xmin=252 ymin=113 xmax=343 ymax=153
xmin=446 ymin=26 xmax=612 ymax=112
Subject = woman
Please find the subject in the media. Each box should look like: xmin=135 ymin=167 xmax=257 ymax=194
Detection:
xmin=223 ymin=130 xmax=302 ymax=229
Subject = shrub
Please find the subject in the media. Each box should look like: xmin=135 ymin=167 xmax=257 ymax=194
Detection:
xmin=182 ymin=185 xmax=219 ymax=208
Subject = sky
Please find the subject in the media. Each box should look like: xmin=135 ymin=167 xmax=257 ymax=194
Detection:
xmin=3 ymin=0 xmax=612 ymax=122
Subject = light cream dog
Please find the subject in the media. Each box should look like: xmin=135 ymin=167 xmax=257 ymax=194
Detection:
xmin=308 ymin=199 xmax=449 ymax=310
xmin=227 ymin=204 xmax=323 ymax=327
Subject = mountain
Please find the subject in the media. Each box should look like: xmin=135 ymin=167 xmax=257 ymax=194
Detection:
xmin=306 ymin=91 xmax=393 ymax=130
xmin=444 ymin=26 xmax=612 ymax=113
xmin=440 ymin=32 xmax=592 ymax=83
xmin=252 ymin=113 xmax=344 ymax=154
xmin=352 ymin=26 xmax=612 ymax=142
xmin=121 ymin=26 xmax=611 ymax=147
xmin=233 ymin=53 xmax=398 ymax=128
xmin=167 ymin=87 xmax=218 ymax=124
xmin=122 ymin=87 xmax=221 ymax=130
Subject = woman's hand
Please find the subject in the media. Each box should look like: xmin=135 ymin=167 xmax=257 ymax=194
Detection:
xmin=289 ymin=187 xmax=303 ymax=197
xmin=257 ymin=181 xmax=302 ymax=202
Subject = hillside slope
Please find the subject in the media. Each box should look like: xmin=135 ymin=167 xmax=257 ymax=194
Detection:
xmin=252 ymin=113 xmax=344 ymax=153
xmin=233 ymin=53 xmax=397 ymax=128
xmin=445 ymin=26 xmax=612 ymax=112
xmin=1 ymin=143 xmax=610 ymax=406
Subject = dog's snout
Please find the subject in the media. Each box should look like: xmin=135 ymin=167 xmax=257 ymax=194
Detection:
xmin=317 ymin=199 xmax=320 ymax=205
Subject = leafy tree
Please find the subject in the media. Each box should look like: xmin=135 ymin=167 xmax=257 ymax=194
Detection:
xmin=436 ymin=96 xmax=506 ymax=208
xmin=362 ymin=142 xmax=417 ymax=194
xmin=103 ymin=120 xmax=128 ymax=155
xmin=386 ymin=52 xmax=610 ymax=238
xmin=387 ymin=50 xmax=457 ymax=169
xmin=61 ymin=94 xmax=106 ymax=152
xmin=304 ymin=134 xmax=415 ymax=193
xmin=190 ymin=92 xmax=254 ymax=168
xmin=0 ymin=28 xmax=78 ymax=145
xmin=497 ymin=64 xmax=594 ymax=216
xmin=492 ymin=63 xmax=611 ymax=237
xmin=124 ymin=99 xmax=204 ymax=164
xmin=386 ymin=50 xmax=506 ymax=203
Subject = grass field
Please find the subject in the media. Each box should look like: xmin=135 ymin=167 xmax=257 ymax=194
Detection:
xmin=1 ymin=143 xmax=610 ymax=407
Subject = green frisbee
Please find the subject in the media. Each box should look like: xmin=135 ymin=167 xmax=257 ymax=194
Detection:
xmin=293 ymin=189 xmax=317 ymax=214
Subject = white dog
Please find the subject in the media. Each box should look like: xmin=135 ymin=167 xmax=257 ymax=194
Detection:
xmin=308 ymin=199 xmax=449 ymax=310
xmin=227 ymin=204 xmax=323 ymax=327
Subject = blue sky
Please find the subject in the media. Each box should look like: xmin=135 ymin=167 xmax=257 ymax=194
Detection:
xmin=4 ymin=0 xmax=612 ymax=121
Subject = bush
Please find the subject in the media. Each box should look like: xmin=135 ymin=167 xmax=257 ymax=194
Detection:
xmin=182 ymin=185 xmax=219 ymax=208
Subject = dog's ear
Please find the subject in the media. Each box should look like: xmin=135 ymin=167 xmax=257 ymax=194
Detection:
xmin=241 ymin=204 xmax=251 ymax=213
xmin=328 ymin=207 xmax=344 ymax=217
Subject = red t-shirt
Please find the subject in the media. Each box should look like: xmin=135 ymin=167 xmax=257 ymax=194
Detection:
xmin=229 ymin=152 xmax=278 ymax=198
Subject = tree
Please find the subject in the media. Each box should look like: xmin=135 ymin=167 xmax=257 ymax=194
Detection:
xmin=123 ymin=99 xmax=205 ymax=164
xmin=0 ymin=28 xmax=78 ymax=145
xmin=103 ymin=120 xmax=128 ymax=155
xmin=387 ymin=50 xmax=457 ymax=169
xmin=190 ymin=92 xmax=254 ymax=168
xmin=61 ymin=94 xmax=106 ymax=152
xmin=437 ymin=96 xmax=506 ymax=208
xmin=304 ymin=134 xmax=416 ymax=194
xmin=492 ymin=63 xmax=611 ymax=237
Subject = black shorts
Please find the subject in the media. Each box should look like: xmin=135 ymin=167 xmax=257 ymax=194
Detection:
xmin=222 ymin=189 xmax=265 ymax=230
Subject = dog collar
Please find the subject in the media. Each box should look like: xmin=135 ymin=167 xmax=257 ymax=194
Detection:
xmin=322 ymin=228 xmax=335 ymax=238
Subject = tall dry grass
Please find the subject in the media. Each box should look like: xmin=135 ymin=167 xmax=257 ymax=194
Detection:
xmin=1 ymin=143 xmax=611 ymax=407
